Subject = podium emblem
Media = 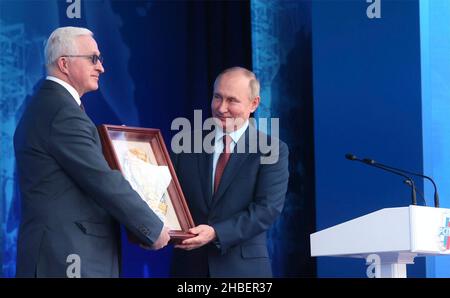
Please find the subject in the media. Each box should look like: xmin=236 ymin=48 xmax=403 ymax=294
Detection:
xmin=438 ymin=213 xmax=450 ymax=252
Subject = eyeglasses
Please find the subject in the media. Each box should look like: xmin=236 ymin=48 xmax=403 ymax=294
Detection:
xmin=61 ymin=54 xmax=104 ymax=65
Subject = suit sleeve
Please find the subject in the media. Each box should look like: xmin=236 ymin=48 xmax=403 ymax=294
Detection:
xmin=212 ymin=141 xmax=289 ymax=254
xmin=48 ymin=105 xmax=163 ymax=246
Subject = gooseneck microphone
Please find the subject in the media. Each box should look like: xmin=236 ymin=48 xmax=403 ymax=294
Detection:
xmin=345 ymin=153 xmax=418 ymax=206
xmin=361 ymin=158 xmax=439 ymax=208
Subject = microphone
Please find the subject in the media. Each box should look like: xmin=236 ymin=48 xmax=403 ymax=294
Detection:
xmin=361 ymin=158 xmax=439 ymax=208
xmin=345 ymin=153 xmax=418 ymax=205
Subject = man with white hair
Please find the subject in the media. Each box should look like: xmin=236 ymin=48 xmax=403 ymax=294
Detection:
xmin=14 ymin=27 xmax=170 ymax=277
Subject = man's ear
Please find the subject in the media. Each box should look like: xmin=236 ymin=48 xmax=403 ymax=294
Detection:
xmin=250 ymin=96 xmax=260 ymax=113
xmin=56 ymin=57 xmax=69 ymax=75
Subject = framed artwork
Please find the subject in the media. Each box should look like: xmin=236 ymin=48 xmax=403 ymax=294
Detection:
xmin=98 ymin=124 xmax=195 ymax=243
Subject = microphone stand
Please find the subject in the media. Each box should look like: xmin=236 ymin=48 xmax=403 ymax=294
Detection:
xmin=363 ymin=159 xmax=439 ymax=208
xmin=345 ymin=154 xmax=418 ymax=206
xmin=366 ymin=162 xmax=417 ymax=206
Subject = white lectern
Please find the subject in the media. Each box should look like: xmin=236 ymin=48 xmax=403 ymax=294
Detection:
xmin=310 ymin=205 xmax=450 ymax=278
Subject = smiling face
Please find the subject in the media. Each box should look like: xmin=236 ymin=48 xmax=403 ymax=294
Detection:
xmin=63 ymin=35 xmax=105 ymax=97
xmin=211 ymin=70 xmax=260 ymax=132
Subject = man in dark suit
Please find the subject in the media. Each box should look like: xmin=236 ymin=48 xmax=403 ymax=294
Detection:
xmin=14 ymin=27 xmax=170 ymax=277
xmin=170 ymin=67 xmax=289 ymax=277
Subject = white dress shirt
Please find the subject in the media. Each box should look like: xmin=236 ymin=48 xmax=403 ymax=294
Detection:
xmin=211 ymin=120 xmax=249 ymax=192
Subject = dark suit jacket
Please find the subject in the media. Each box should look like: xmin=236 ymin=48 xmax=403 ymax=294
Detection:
xmin=170 ymin=128 xmax=289 ymax=277
xmin=14 ymin=80 xmax=163 ymax=277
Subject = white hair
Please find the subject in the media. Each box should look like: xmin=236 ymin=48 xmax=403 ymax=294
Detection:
xmin=44 ymin=26 xmax=93 ymax=73
xmin=214 ymin=66 xmax=260 ymax=100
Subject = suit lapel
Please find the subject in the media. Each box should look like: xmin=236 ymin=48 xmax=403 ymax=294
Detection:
xmin=198 ymin=136 xmax=214 ymax=209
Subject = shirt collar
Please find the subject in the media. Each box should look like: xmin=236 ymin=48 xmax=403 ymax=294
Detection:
xmin=46 ymin=76 xmax=81 ymax=106
xmin=214 ymin=120 xmax=249 ymax=145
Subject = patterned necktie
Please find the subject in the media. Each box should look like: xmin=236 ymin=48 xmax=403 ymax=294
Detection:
xmin=214 ymin=134 xmax=232 ymax=194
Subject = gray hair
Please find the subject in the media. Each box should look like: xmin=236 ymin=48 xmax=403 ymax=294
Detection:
xmin=214 ymin=66 xmax=260 ymax=100
xmin=44 ymin=26 xmax=93 ymax=73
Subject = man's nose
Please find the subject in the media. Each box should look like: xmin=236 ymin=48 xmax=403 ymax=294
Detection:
xmin=217 ymin=100 xmax=228 ymax=113
xmin=96 ymin=61 xmax=105 ymax=73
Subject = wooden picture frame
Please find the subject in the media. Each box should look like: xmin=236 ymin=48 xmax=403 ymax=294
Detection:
xmin=98 ymin=124 xmax=195 ymax=243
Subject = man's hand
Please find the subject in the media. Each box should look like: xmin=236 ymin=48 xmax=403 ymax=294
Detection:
xmin=140 ymin=226 xmax=171 ymax=250
xmin=174 ymin=224 xmax=216 ymax=250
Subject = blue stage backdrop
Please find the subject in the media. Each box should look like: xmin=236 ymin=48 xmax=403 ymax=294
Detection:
xmin=312 ymin=0 xmax=449 ymax=277
xmin=419 ymin=0 xmax=450 ymax=277
xmin=251 ymin=0 xmax=316 ymax=277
